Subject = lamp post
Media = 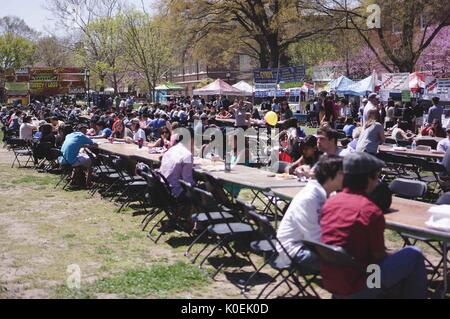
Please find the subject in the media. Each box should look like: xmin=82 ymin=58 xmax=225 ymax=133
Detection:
xmin=226 ymin=72 xmax=231 ymax=84
xmin=85 ymin=69 xmax=91 ymax=108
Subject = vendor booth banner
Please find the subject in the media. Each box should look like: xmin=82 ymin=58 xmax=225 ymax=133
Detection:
xmin=381 ymin=73 xmax=409 ymax=92
xmin=253 ymin=65 xmax=306 ymax=83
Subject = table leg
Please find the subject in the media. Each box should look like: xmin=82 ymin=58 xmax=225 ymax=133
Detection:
xmin=442 ymin=241 xmax=448 ymax=298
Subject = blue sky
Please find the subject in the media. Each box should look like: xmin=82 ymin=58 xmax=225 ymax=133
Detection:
xmin=0 ymin=0 xmax=151 ymax=33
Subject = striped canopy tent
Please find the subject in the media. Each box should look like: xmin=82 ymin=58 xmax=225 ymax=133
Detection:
xmin=193 ymin=79 xmax=244 ymax=96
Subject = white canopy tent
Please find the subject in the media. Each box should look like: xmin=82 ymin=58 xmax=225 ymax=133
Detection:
xmin=193 ymin=79 xmax=244 ymax=96
xmin=232 ymin=81 xmax=254 ymax=96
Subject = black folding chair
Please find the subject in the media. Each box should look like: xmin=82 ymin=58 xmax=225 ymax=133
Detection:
xmin=243 ymin=208 xmax=320 ymax=299
xmin=416 ymin=139 xmax=438 ymax=150
xmin=110 ymin=156 xmax=147 ymax=213
xmin=190 ymin=188 xmax=257 ymax=279
xmin=179 ymin=180 xmax=235 ymax=258
xmin=9 ymin=138 xmax=34 ymax=168
xmin=301 ymin=239 xmax=365 ymax=299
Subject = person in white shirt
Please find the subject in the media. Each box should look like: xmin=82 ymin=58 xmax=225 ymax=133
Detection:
xmin=437 ymin=126 xmax=450 ymax=153
xmin=19 ymin=116 xmax=35 ymax=141
xmin=128 ymin=120 xmax=146 ymax=144
xmin=277 ymin=155 xmax=344 ymax=270
xmin=363 ymin=93 xmax=379 ymax=126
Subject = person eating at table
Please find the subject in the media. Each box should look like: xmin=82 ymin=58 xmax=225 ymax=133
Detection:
xmin=392 ymin=121 xmax=415 ymax=142
xmin=288 ymin=135 xmax=321 ymax=176
xmin=148 ymin=127 xmax=171 ymax=149
xmin=158 ymin=127 xmax=196 ymax=229
xmin=126 ymin=119 xmax=147 ymax=144
xmin=111 ymin=120 xmax=133 ymax=140
xmin=320 ymin=152 xmax=427 ymax=299
xmin=277 ymin=155 xmax=343 ymax=270
xmin=90 ymin=119 xmax=112 ymax=139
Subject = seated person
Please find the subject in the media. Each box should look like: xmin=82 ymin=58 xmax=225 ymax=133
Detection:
xmin=148 ymin=127 xmax=171 ymax=148
xmin=33 ymin=124 xmax=56 ymax=165
xmin=437 ymin=125 xmax=450 ymax=153
xmin=392 ymin=121 xmax=415 ymax=142
xmin=55 ymin=124 xmax=74 ymax=148
xmin=19 ymin=116 xmax=36 ymax=141
xmin=277 ymin=156 xmax=343 ymax=269
xmin=91 ymin=120 xmax=112 ymax=139
xmin=127 ymin=119 xmax=147 ymax=144
xmin=111 ymin=120 xmax=133 ymax=140
xmin=343 ymin=118 xmax=356 ymax=138
xmin=339 ymin=127 xmax=362 ymax=157
xmin=421 ymin=119 xmax=446 ymax=138
xmin=59 ymin=125 xmax=97 ymax=187
xmin=50 ymin=116 xmax=65 ymax=132
xmin=320 ymin=152 xmax=427 ymax=298
xmin=317 ymin=127 xmax=342 ymax=156
xmin=288 ymin=135 xmax=321 ymax=175
xmin=216 ymin=106 xmax=232 ymax=119
xmin=158 ymin=128 xmax=196 ymax=228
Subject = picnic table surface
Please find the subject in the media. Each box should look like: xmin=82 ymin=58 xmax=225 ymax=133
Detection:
xmin=378 ymin=144 xmax=445 ymax=159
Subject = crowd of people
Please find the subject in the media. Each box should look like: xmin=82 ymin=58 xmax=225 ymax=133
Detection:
xmin=1 ymin=91 xmax=450 ymax=299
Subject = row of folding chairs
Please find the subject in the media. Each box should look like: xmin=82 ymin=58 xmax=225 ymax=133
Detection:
xmin=378 ymin=152 xmax=449 ymax=196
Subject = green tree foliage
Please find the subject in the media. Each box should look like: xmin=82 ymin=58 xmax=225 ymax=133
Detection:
xmin=121 ymin=10 xmax=174 ymax=101
xmin=0 ymin=32 xmax=36 ymax=71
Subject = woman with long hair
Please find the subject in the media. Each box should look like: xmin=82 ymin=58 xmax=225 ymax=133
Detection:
xmin=356 ymin=108 xmax=385 ymax=155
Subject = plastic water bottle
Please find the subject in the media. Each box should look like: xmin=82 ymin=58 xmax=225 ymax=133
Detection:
xmin=411 ymin=140 xmax=416 ymax=151
xmin=225 ymin=152 xmax=231 ymax=172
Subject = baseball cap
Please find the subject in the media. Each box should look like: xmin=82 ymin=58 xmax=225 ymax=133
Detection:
xmin=343 ymin=152 xmax=385 ymax=175
xmin=362 ymin=98 xmax=368 ymax=103
xmin=368 ymin=93 xmax=378 ymax=99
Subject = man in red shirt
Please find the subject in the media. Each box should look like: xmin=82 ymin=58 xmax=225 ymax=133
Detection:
xmin=320 ymin=152 xmax=427 ymax=298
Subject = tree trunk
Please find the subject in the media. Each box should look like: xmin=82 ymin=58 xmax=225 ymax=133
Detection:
xmin=112 ymin=72 xmax=118 ymax=96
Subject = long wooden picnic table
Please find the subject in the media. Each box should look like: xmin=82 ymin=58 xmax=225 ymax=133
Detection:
xmin=378 ymin=144 xmax=445 ymax=160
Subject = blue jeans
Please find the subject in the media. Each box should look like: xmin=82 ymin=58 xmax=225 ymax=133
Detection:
xmin=294 ymin=247 xmax=320 ymax=273
xmin=349 ymin=246 xmax=427 ymax=299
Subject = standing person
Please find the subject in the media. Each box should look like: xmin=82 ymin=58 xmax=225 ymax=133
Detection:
xmin=358 ymin=98 xmax=368 ymax=123
xmin=280 ymin=101 xmax=293 ymax=121
xmin=402 ymin=102 xmax=414 ymax=131
xmin=356 ymin=109 xmax=385 ymax=155
xmin=363 ymin=93 xmax=378 ymax=126
xmin=385 ymin=99 xmax=395 ymax=129
xmin=323 ymin=96 xmax=335 ymax=127
xmin=277 ymin=156 xmax=344 ymax=268
xmin=271 ymin=98 xmax=280 ymax=113
xmin=320 ymin=152 xmax=427 ymax=299
xmin=427 ymin=97 xmax=443 ymax=126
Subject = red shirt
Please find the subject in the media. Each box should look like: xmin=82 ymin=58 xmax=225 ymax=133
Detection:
xmin=320 ymin=189 xmax=386 ymax=296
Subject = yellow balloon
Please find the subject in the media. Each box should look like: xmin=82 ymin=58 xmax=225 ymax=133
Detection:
xmin=265 ymin=111 xmax=278 ymax=126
